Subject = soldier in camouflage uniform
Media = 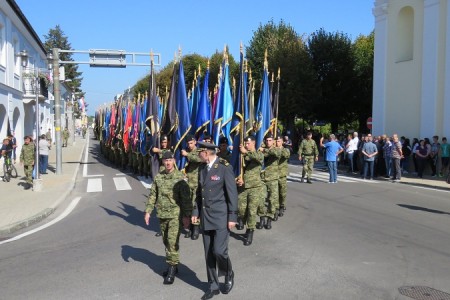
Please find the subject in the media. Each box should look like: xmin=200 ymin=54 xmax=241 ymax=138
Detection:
xmin=236 ymin=135 xmax=265 ymax=246
xmin=62 ymin=128 xmax=70 ymax=147
xmin=152 ymin=134 xmax=171 ymax=173
xmin=276 ymin=135 xmax=291 ymax=217
xmin=181 ymin=134 xmax=204 ymax=240
xmin=257 ymin=133 xmax=281 ymax=230
xmin=297 ymin=131 xmax=318 ymax=184
xmin=217 ymin=136 xmax=232 ymax=163
xmin=144 ymin=151 xmax=191 ymax=285
xmin=20 ymin=136 xmax=35 ymax=190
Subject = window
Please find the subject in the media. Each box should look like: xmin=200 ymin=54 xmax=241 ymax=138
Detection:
xmin=396 ymin=6 xmax=414 ymax=62
xmin=0 ymin=22 xmax=5 ymax=66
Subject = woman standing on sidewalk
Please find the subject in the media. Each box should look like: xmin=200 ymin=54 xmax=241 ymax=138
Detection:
xmin=415 ymin=140 xmax=429 ymax=178
xmin=38 ymin=134 xmax=50 ymax=174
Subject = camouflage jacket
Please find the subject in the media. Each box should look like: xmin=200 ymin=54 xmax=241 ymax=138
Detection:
xmin=20 ymin=143 xmax=35 ymax=165
xmin=218 ymin=150 xmax=232 ymax=163
xmin=243 ymin=150 xmax=264 ymax=188
xmin=145 ymin=169 xmax=192 ymax=219
xmin=184 ymin=148 xmax=203 ymax=189
xmin=278 ymin=147 xmax=291 ymax=178
xmin=298 ymin=139 xmax=318 ymax=157
xmin=63 ymin=130 xmax=70 ymax=139
xmin=261 ymin=146 xmax=281 ymax=181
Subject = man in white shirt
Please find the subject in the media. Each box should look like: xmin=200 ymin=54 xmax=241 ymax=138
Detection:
xmin=346 ymin=132 xmax=359 ymax=173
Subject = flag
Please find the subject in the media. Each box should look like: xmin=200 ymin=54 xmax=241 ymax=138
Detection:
xmin=255 ymin=54 xmax=271 ymax=148
xmin=246 ymin=69 xmax=255 ymax=135
xmin=190 ymin=69 xmax=201 ymax=134
xmin=194 ymin=64 xmax=211 ymax=139
xmin=230 ymin=47 xmax=247 ymax=177
xmin=123 ymin=102 xmax=133 ymax=150
xmin=173 ymin=59 xmax=191 ymax=170
xmin=146 ymin=56 xmax=161 ymax=179
xmin=161 ymin=64 xmax=177 ymax=137
xmin=213 ymin=53 xmax=234 ymax=145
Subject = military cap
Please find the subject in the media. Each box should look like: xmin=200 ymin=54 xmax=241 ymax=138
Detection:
xmin=264 ymin=133 xmax=274 ymax=139
xmin=219 ymin=136 xmax=228 ymax=145
xmin=276 ymin=135 xmax=283 ymax=140
xmin=244 ymin=135 xmax=256 ymax=142
xmin=161 ymin=134 xmax=168 ymax=141
xmin=196 ymin=141 xmax=219 ymax=151
xmin=186 ymin=134 xmax=196 ymax=142
xmin=202 ymin=133 xmax=212 ymax=140
xmin=162 ymin=151 xmax=174 ymax=159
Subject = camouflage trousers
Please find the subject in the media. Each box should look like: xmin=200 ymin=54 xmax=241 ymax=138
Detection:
xmin=24 ymin=165 xmax=33 ymax=184
xmin=238 ymin=185 xmax=265 ymax=229
xmin=258 ymin=180 xmax=279 ymax=219
xmin=278 ymin=176 xmax=287 ymax=209
xmin=159 ymin=217 xmax=181 ymax=266
xmin=190 ymin=187 xmax=200 ymax=225
xmin=302 ymin=156 xmax=315 ymax=180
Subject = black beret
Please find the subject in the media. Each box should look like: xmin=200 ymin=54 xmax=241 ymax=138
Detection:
xmin=161 ymin=134 xmax=168 ymax=141
xmin=162 ymin=151 xmax=174 ymax=159
xmin=202 ymin=133 xmax=212 ymax=140
xmin=264 ymin=133 xmax=274 ymax=139
xmin=196 ymin=141 xmax=219 ymax=151
xmin=219 ymin=137 xmax=228 ymax=144
xmin=244 ymin=135 xmax=255 ymax=142
xmin=186 ymin=134 xmax=196 ymax=142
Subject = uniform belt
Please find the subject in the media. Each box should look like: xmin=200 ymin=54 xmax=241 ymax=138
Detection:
xmin=303 ymin=154 xmax=314 ymax=156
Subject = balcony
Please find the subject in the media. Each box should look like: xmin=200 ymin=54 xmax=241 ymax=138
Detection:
xmin=21 ymin=71 xmax=50 ymax=104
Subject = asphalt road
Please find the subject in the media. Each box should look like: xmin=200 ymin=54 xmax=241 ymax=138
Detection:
xmin=1 ymin=139 xmax=450 ymax=300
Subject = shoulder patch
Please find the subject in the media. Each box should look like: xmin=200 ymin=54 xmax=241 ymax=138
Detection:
xmin=219 ymin=158 xmax=230 ymax=166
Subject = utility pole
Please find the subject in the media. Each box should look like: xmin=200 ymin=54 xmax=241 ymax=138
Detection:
xmin=52 ymin=48 xmax=62 ymax=175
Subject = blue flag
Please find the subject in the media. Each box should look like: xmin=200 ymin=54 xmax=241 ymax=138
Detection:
xmin=255 ymin=62 xmax=271 ymax=148
xmin=213 ymin=57 xmax=234 ymax=145
xmin=194 ymin=67 xmax=211 ymax=139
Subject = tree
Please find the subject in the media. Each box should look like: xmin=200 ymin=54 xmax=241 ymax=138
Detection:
xmin=353 ymin=31 xmax=374 ymax=133
xmin=307 ymin=28 xmax=355 ymax=132
xmin=246 ymin=19 xmax=318 ymax=132
xmin=43 ymin=25 xmax=84 ymax=117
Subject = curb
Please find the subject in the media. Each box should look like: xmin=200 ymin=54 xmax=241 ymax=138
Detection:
xmin=0 ymin=138 xmax=87 ymax=237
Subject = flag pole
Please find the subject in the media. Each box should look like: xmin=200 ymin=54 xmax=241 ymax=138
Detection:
xmin=274 ymin=67 xmax=281 ymax=139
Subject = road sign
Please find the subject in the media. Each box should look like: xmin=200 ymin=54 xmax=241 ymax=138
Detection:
xmin=367 ymin=117 xmax=373 ymax=129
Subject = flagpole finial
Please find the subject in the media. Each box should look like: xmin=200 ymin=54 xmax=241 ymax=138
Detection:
xmin=249 ymin=68 xmax=252 ymax=80
xmin=271 ymin=72 xmax=274 ymax=83
xmin=178 ymin=46 xmax=182 ymax=60
xmin=198 ymin=64 xmax=201 ymax=76
xmin=174 ymin=51 xmax=177 ymax=63
xmin=244 ymin=59 xmax=248 ymax=72
xmin=264 ymin=49 xmax=268 ymax=70
xmin=277 ymin=67 xmax=281 ymax=80
xmin=207 ymin=60 xmax=210 ymax=70
xmin=145 ymin=91 xmax=148 ymax=99
xmin=240 ymin=42 xmax=243 ymax=53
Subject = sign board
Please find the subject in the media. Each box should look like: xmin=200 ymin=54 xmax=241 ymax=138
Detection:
xmin=89 ymin=49 xmax=126 ymax=68
xmin=367 ymin=117 xmax=373 ymax=129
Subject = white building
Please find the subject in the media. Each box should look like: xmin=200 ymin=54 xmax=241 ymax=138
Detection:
xmin=373 ymin=0 xmax=450 ymax=140
xmin=0 ymin=0 xmax=54 ymax=152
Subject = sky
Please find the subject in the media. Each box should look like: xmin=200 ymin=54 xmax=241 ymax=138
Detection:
xmin=15 ymin=0 xmax=375 ymax=116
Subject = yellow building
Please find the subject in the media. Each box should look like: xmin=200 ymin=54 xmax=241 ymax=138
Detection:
xmin=373 ymin=0 xmax=450 ymax=139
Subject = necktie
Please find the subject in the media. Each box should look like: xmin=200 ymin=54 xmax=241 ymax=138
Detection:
xmin=207 ymin=165 xmax=211 ymax=172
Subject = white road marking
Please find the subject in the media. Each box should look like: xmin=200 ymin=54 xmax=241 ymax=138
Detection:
xmin=137 ymin=176 xmax=152 ymax=189
xmin=113 ymin=177 xmax=132 ymax=191
xmin=0 ymin=197 xmax=82 ymax=245
xmin=87 ymin=178 xmax=103 ymax=193
xmin=115 ymin=173 xmax=126 ymax=176
xmin=82 ymin=131 xmax=103 ymax=178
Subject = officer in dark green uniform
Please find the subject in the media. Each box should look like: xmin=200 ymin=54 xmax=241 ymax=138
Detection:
xmin=298 ymin=131 xmax=319 ymax=183
xmin=144 ymin=151 xmax=192 ymax=285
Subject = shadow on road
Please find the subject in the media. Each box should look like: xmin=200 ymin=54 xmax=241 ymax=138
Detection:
xmin=121 ymin=245 xmax=206 ymax=291
xmin=397 ymin=204 xmax=450 ymax=215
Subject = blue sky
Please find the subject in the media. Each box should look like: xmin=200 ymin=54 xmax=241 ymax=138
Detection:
xmin=16 ymin=0 xmax=374 ymax=116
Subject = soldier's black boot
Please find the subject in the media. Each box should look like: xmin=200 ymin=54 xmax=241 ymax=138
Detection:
xmin=163 ymin=265 xmax=178 ymax=284
xmin=278 ymin=207 xmax=284 ymax=217
xmin=264 ymin=218 xmax=272 ymax=230
xmin=256 ymin=217 xmax=266 ymax=229
xmin=235 ymin=217 xmax=244 ymax=230
xmin=191 ymin=225 xmax=200 ymax=240
xmin=184 ymin=225 xmax=191 ymax=238
xmin=244 ymin=229 xmax=254 ymax=246
xmin=273 ymin=210 xmax=279 ymax=221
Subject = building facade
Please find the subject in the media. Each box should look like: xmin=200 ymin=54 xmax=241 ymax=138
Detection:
xmin=373 ymin=0 xmax=450 ymax=139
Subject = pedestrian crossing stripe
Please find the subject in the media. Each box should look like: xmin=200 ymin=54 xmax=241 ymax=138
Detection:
xmin=86 ymin=176 xmax=151 ymax=193
xmin=287 ymin=172 xmax=381 ymax=184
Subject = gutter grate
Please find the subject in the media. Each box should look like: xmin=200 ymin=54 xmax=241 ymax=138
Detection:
xmin=399 ymin=286 xmax=450 ymax=300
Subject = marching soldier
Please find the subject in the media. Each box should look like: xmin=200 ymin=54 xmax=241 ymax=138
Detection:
xmin=152 ymin=134 xmax=171 ymax=173
xmin=45 ymin=128 xmax=52 ymax=150
xmin=298 ymin=131 xmax=319 ymax=183
xmin=181 ymin=134 xmax=204 ymax=240
xmin=257 ymin=133 xmax=281 ymax=230
xmin=217 ymin=136 xmax=232 ymax=163
xmin=20 ymin=136 xmax=35 ymax=190
xmin=236 ymin=135 xmax=265 ymax=246
xmin=276 ymin=135 xmax=291 ymax=216
xmin=144 ymin=151 xmax=192 ymax=285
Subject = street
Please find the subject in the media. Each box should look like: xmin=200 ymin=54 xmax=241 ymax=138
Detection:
xmin=1 ymin=138 xmax=450 ymax=300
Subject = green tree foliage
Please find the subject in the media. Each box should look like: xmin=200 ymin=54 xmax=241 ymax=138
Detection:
xmin=307 ymin=28 xmax=355 ymax=132
xmin=353 ymin=31 xmax=374 ymax=133
xmin=43 ymin=25 xmax=83 ymax=94
xmin=246 ymin=19 xmax=318 ymax=131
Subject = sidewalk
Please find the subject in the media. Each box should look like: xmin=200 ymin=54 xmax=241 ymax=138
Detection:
xmin=0 ymin=136 xmax=86 ymax=238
